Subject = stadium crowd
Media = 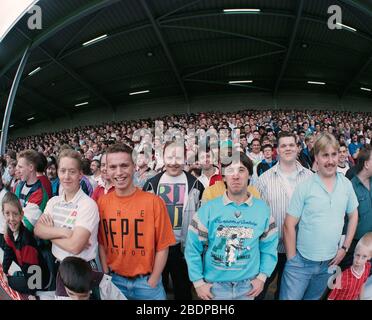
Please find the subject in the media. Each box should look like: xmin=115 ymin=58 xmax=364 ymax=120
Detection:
xmin=0 ymin=108 xmax=372 ymax=300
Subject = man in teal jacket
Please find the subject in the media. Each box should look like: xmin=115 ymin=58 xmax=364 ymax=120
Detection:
xmin=185 ymin=151 xmax=278 ymax=300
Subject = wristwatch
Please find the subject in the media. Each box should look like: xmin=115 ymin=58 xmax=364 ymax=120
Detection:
xmin=341 ymin=245 xmax=349 ymax=252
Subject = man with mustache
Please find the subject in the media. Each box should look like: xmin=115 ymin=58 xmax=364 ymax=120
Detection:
xmin=280 ymin=132 xmax=359 ymax=300
xmin=143 ymin=141 xmax=204 ymax=300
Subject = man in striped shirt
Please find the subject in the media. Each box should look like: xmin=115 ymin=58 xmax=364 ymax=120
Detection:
xmin=255 ymin=132 xmax=313 ymax=299
xmin=35 ymin=149 xmax=99 ymax=267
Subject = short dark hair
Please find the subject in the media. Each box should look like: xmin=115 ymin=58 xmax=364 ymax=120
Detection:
xmin=106 ymin=143 xmax=133 ymax=158
xmin=355 ymin=146 xmax=372 ymax=174
xmin=261 ymin=144 xmax=273 ymax=152
xmin=7 ymin=159 xmax=17 ymax=168
xmin=6 ymin=150 xmax=17 ymax=160
xmin=58 ymin=257 xmax=93 ymax=294
xmin=339 ymin=142 xmax=347 ymax=149
xmin=277 ymin=131 xmax=297 ymax=146
xmin=251 ymin=138 xmax=261 ymax=145
xmin=221 ymin=151 xmax=253 ymax=176
xmin=37 ymin=152 xmax=48 ymax=173
xmin=81 ymin=159 xmax=92 ymax=175
xmin=91 ymin=159 xmax=101 ymax=168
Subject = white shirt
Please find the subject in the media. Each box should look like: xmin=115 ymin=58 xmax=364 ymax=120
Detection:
xmin=337 ymin=163 xmax=350 ymax=176
xmin=157 ymin=172 xmax=188 ymax=243
xmin=44 ymin=188 xmax=99 ymax=262
xmin=92 ymin=154 xmax=102 ymax=161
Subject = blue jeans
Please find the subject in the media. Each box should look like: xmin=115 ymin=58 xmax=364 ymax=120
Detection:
xmin=279 ymin=251 xmax=331 ymax=300
xmin=111 ymin=273 xmax=166 ymax=300
xmin=210 ymin=279 xmax=254 ymax=300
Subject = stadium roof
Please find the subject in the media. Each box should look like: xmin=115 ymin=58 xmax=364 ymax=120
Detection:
xmin=0 ymin=0 xmax=371 ymax=129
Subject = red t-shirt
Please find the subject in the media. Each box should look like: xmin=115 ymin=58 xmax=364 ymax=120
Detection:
xmin=328 ymin=262 xmax=371 ymax=300
xmin=92 ymin=185 xmax=114 ymax=202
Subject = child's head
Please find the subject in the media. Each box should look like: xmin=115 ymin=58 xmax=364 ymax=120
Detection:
xmin=7 ymin=160 xmax=17 ymax=177
xmin=59 ymin=256 xmax=93 ymax=300
xmin=353 ymin=232 xmax=372 ymax=268
xmin=2 ymin=192 xmax=23 ymax=233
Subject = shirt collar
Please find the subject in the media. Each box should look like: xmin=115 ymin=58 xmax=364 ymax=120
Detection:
xmin=314 ymin=172 xmax=341 ymax=191
xmin=200 ymin=167 xmax=219 ymax=178
xmin=353 ymin=175 xmax=372 ymax=189
xmin=273 ymin=161 xmax=305 ymax=175
xmin=61 ymin=188 xmax=84 ymax=204
xmin=222 ymin=191 xmax=253 ymax=207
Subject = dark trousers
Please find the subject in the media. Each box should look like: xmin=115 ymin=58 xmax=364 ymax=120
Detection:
xmin=8 ymin=272 xmax=34 ymax=295
xmin=162 ymin=243 xmax=192 ymax=300
xmin=256 ymin=253 xmax=287 ymax=300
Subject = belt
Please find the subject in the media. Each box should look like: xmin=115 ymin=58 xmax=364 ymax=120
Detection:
xmin=112 ymin=271 xmax=150 ymax=280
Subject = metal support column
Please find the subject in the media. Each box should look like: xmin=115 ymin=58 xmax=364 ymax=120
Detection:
xmin=0 ymin=45 xmax=30 ymax=154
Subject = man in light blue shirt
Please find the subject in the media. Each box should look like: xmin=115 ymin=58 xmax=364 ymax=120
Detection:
xmin=280 ymin=132 xmax=359 ymax=300
xmin=185 ymin=151 xmax=278 ymax=300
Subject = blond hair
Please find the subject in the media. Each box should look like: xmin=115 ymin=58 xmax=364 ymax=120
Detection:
xmin=57 ymin=149 xmax=83 ymax=171
xmin=357 ymin=232 xmax=372 ymax=254
xmin=313 ymin=132 xmax=339 ymax=156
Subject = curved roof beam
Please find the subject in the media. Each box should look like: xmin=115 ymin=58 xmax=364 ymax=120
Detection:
xmin=338 ymin=0 xmax=372 ymax=19
xmin=183 ymin=50 xmax=286 ymax=79
xmin=139 ymin=0 xmax=189 ymax=104
xmin=0 ymin=0 xmax=121 ymax=79
xmin=341 ymin=54 xmax=372 ymax=97
xmin=2 ymin=74 xmax=69 ymax=118
xmin=273 ymin=0 xmax=304 ymax=97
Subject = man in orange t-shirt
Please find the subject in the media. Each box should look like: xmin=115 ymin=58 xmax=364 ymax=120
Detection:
xmin=98 ymin=144 xmax=176 ymax=300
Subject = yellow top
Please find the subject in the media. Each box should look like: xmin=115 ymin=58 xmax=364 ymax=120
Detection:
xmin=201 ymin=181 xmax=261 ymax=204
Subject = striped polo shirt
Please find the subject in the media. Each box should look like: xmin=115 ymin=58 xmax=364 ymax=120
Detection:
xmin=255 ymin=161 xmax=313 ymax=253
xmin=44 ymin=188 xmax=99 ymax=262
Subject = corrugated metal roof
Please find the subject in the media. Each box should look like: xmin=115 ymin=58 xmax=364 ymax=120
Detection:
xmin=0 ymin=0 xmax=370 ymax=127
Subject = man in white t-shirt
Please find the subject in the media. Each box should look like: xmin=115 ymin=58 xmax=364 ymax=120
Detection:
xmin=143 ymin=141 xmax=204 ymax=300
xmin=35 ymin=149 xmax=99 ymax=266
xmin=337 ymin=143 xmax=351 ymax=176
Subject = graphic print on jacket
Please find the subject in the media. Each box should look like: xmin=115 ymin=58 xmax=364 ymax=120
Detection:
xmin=211 ymin=220 xmax=254 ymax=269
xmin=158 ymin=183 xmax=185 ymax=230
xmin=212 ymin=225 xmax=253 ymax=267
